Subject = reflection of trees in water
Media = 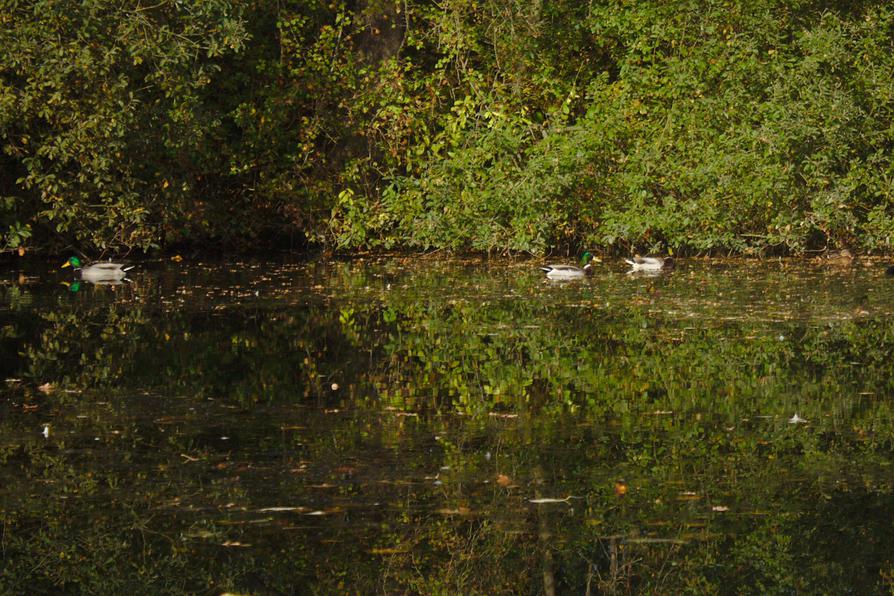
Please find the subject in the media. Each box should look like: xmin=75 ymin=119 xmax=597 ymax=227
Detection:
xmin=3 ymin=261 xmax=894 ymax=592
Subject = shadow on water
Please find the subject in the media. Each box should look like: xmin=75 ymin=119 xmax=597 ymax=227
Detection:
xmin=1 ymin=256 xmax=893 ymax=593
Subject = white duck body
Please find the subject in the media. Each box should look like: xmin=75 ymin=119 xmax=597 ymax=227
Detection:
xmin=625 ymin=256 xmax=674 ymax=272
xmin=62 ymin=256 xmax=134 ymax=282
xmin=541 ymin=263 xmax=593 ymax=280
xmin=78 ymin=262 xmax=133 ymax=282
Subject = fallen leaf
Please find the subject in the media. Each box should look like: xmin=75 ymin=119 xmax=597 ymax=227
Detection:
xmin=436 ymin=506 xmax=472 ymax=515
xmin=496 ymin=474 xmax=512 ymax=487
xmin=305 ymin=507 xmax=343 ymax=516
xmin=37 ymin=383 xmax=54 ymax=394
xmin=614 ymin=481 xmax=628 ymax=497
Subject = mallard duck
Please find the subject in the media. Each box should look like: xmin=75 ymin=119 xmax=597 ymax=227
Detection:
xmin=541 ymin=252 xmax=597 ymax=280
xmin=625 ymin=256 xmax=675 ymax=272
xmin=61 ymin=256 xmax=134 ymax=282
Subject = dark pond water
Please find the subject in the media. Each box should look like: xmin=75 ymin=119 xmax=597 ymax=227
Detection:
xmin=2 ymin=255 xmax=893 ymax=594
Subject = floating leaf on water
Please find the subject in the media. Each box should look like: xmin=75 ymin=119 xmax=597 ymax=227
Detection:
xmin=788 ymin=413 xmax=807 ymax=424
xmin=37 ymin=383 xmax=54 ymax=394
xmin=256 ymin=506 xmax=308 ymax=512
xmin=529 ymin=497 xmax=572 ymax=504
xmin=496 ymin=474 xmax=512 ymax=487
xmin=614 ymin=481 xmax=628 ymax=496
xmin=436 ymin=506 xmax=472 ymax=515
xmin=221 ymin=541 xmax=251 ymax=547
xmin=712 ymin=505 xmax=730 ymax=512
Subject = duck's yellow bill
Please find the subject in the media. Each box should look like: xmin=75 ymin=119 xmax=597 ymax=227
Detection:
xmin=60 ymin=261 xmax=71 ymax=269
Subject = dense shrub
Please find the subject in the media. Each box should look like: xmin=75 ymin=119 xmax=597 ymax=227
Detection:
xmin=3 ymin=1 xmax=894 ymax=254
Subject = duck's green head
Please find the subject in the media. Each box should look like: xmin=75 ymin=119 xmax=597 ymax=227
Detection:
xmin=580 ymin=251 xmax=593 ymax=266
xmin=61 ymin=256 xmax=82 ymax=269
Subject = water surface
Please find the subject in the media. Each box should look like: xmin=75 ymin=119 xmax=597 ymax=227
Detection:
xmin=2 ymin=256 xmax=893 ymax=593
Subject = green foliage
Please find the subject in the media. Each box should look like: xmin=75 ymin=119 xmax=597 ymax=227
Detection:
xmin=4 ymin=1 xmax=894 ymax=253
xmin=0 ymin=0 xmax=248 ymax=250
xmin=333 ymin=0 xmax=894 ymax=254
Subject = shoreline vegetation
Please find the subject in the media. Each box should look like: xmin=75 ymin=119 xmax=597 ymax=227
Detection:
xmin=4 ymin=1 xmax=894 ymax=257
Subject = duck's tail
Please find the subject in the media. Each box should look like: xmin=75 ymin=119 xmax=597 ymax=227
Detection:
xmin=624 ymin=259 xmax=635 ymax=266
xmin=540 ymin=267 xmax=553 ymax=273
xmin=122 ymin=265 xmax=135 ymax=272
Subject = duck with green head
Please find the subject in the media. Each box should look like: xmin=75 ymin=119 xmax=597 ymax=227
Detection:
xmin=541 ymin=252 xmax=598 ymax=280
xmin=61 ymin=256 xmax=134 ymax=282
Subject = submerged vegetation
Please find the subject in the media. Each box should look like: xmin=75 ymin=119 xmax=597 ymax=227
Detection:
xmin=4 ymin=1 xmax=894 ymax=255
